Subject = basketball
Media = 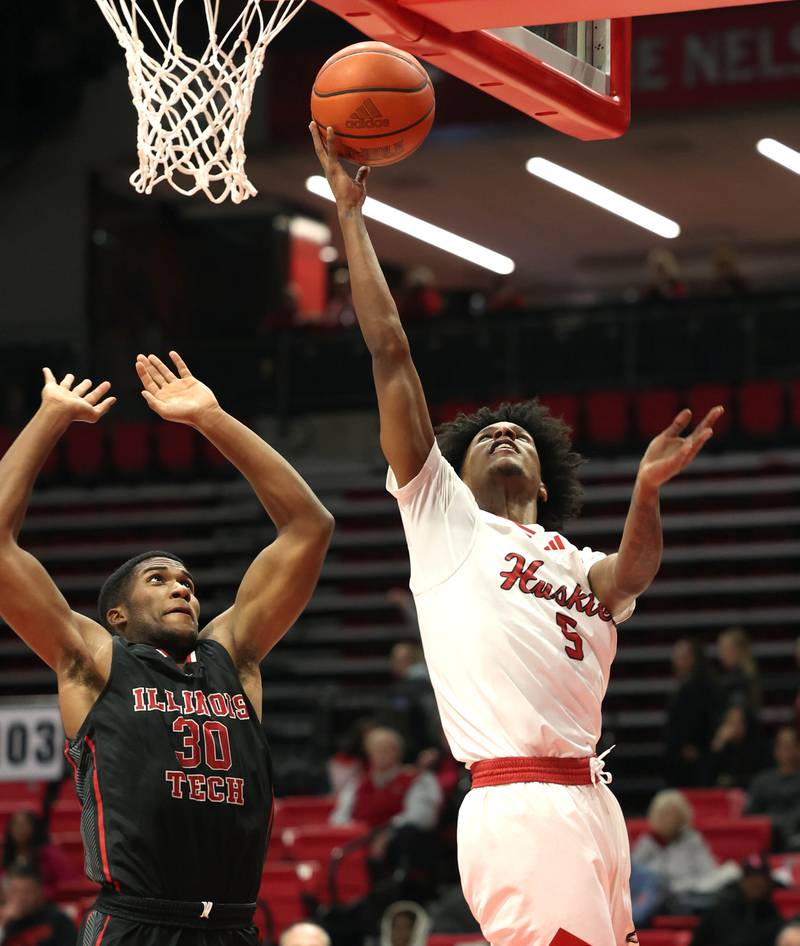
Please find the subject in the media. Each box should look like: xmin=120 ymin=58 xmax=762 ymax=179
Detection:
xmin=310 ymin=42 xmax=435 ymax=167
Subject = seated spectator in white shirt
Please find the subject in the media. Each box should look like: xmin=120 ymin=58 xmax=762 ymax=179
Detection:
xmin=632 ymin=790 xmax=732 ymax=913
xmin=746 ymin=726 xmax=800 ymax=851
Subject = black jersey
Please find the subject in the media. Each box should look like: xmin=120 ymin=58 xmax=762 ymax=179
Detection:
xmin=65 ymin=637 xmax=273 ymax=903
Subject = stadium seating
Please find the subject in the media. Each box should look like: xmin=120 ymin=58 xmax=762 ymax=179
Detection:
xmin=273 ymin=795 xmax=336 ymax=830
xmin=679 ymin=788 xmax=745 ymax=819
xmin=694 ymin=817 xmax=772 ymax=863
xmin=775 ymin=888 xmax=800 ymax=919
xmin=426 ymin=937 xmax=487 ymax=946
xmin=637 ymin=932 xmax=692 ymax=946
xmin=687 ymin=383 xmax=732 ymax=436
xmin=110 ymin=422 xmax=151 ymax=476
xmin=739 ymin=380 xmax=784 ymax=436
xmin=280 ymin=823 xmax=371 ymax=904
xmin=258 ymin=861 xmax=322 ymax=933
xmin=538 ymin=393 xmax=581 ymax=438
xmin=634 ymin=389 xmax=680 ymax=440
xmin=585 ymin=390 xmax=629 ymax=444
xmin=63 ymin=424 xmax=105 ymax=477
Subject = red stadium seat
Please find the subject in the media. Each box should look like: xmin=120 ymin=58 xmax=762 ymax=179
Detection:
xmin=538 ymin=393 xmax=580 ymax=439
xmin=0 ymin=781 xmax=43 ymax=803
xmin=739 ymin=380 xmax=784 ymax=436
xmin=585 ymin=390 xmax=629 ymax=444
xmin=687 ymin=383 xmax=731 ymax=436
xmin=110 ymin=422 xmax=151 ymax=476
xmin=769 ymin=854 xmax=800 ymax=887
xmin=637 ymin=932 xmax=692 ymax=946
xmin=626 ymin=818 xmax=649 ymax=848
xmin=789 ymin=381 xmax=800 ymax=430
xmin=776 ymin=889 xmax=800 ymax=919
xmin=427 ymin=937 xmax=487 ymax=946
xmin=281 ymin=823 xmax=370 ymax=904
xmin=652 ymin=915 xmax=700 ymax=930
xmin=258 ymin=861 xmax=323 ymax=935
xmin=680 ymin=788 xmax=745 ymax=819
xmin=63 ymin=425 xmax=105 ymax=477
xmin=634 ymin=389 xmax=679 ymax=440
xmin=55 ymin=877 xmax=100 ymax=903
xmin=432 ymin=401 xmax=480 ymax=424
xmin=156 ymin=423 xmax=197 ymax=475
xmin=49 ymin=798 xmax=82 ymax=834
xmin=273 ymin=796 xmax=336 ymax=830
xmin=202 ymin=439 xmax=229 ymax=474
xmin=696 ymin=817 xmax=771 ymax=863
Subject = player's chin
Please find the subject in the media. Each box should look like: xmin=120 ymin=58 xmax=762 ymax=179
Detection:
xmin=487 ymin=455 xmax=527 ymax=477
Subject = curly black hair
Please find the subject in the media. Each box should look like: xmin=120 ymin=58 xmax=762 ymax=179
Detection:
xmin=436 ymin=400 xmax=585 ymax=532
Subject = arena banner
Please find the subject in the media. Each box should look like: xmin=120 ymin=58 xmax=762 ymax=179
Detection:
xmin=0 ymin=700 xmax=63 ymax=782
xmin=632 ymin=3 xmax=800 ymax=109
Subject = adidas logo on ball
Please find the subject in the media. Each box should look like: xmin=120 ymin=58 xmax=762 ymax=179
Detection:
xmin=346 ymin=99 xmax=390 ymax=129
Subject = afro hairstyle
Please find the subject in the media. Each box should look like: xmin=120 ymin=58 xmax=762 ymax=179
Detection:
xmin=436 ymin=400 xmax=585 ymax=532
xmin=97 ymin=550 xmax=186 ymax=631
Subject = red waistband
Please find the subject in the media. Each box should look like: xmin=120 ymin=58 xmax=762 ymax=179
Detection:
xmin=470 ymin=756 xmax=593 ymax=787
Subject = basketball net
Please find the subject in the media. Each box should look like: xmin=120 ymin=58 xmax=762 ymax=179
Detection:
xmin=94 ymin=0 xmax=307 ymax=203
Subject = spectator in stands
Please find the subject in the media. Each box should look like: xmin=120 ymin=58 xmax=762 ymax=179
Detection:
xmin=629 ymin=861 xmax=667 ymax=930
xmin=664 ymin=637 xmax=721 ymax=786
xmin=746 ymin=725 xmax=800 ymax=851
xmin=396 ymin=267 xmax=444 ymax=322
xmin=717 ymin=627 xmax=762 ymax=711
xmin=330 ymin=726 xmax=442 ymax=897
xmin=328 ymin=717 xmax=376 ymax=797
xmin=279 ymin=921 xmax=331 ymax=946
xmin=631 ymin=790 xmax=723 ymax=913
xmin=690 ymin=854 xmax=785 ymax=946
xmin=641 ymin=248 xmax=688 ymax=301
xmin=710 ymin=244 xmax=750 ymax=295
xmin=0 ymin=863 xmax=76 ymax=946
xmin=777 ymin=921 xmax=800 ymax=946
xmin=2 ymin=811 xmax=75 ymax=899
xmin=705 ymin=704 xmax=770 ymax=788
xmin=379 ymin=900 xmax=430 ymax=946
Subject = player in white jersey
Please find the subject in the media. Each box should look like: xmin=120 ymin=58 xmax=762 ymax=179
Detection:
xmin=310 ymin=123 xmax=723 ymax=946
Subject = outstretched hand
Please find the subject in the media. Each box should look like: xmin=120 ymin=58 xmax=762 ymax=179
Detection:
xmin=309 ymin=121 xmax=369 ymax=213
xmin=40 ymin=369 xmax=116 ymax=424
xmin=136 ymin=351 xmax=219 ymax=426
xmin=637 ymin=406 xmax=724 ymax=491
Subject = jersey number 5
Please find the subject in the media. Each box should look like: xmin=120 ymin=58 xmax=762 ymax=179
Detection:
xmin=556 ymin=612 xmax=584 ymax=661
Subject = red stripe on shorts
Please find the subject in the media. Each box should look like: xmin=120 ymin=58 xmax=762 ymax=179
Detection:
xmin=470 ymin=756 xmax=593 ymax=787
xmin=85 ymin=737 xmax=115 ymax=886
xmin=95 ymin=914 xmax=111 ymax=945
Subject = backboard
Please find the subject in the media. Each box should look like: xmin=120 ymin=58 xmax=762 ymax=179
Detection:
xmin=312 ymin=0 xmax=791 ymax=140
xmin=312 ymin=0 xmax=632 ymax=140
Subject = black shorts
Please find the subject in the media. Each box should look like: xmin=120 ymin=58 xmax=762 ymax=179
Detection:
xmin=79 ymin=911 xmax=260 ymax=946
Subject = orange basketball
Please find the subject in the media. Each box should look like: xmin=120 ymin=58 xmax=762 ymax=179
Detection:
xmin=311 ymin=42 xmax=435 ymax=167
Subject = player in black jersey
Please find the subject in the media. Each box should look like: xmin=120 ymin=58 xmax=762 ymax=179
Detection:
xmin=0 ymin=351 xmax=335 ymax=945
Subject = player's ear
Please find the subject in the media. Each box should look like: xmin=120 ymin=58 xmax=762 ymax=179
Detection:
xmin=106 ymin=605 xmax=127 ymax=632
xmin=538 ymin=482 xmax=548 ymax=503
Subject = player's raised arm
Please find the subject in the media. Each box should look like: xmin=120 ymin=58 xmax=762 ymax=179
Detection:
xmin=0 ymin=371 xmax=115 ymax=682
xmin=309 ymin=122 xmax=435 ymax=487
xmin=588 ymin=406 xmax=724 ymax=617
xmin=136 ymin=351 xmax=334 ymax=667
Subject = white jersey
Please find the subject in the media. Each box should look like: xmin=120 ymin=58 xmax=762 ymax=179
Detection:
xmin=387 ymin=441 xmax=634 ymax=765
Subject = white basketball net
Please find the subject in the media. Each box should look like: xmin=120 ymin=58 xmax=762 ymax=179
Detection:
xmin=94 ymin=0 xmax=307 ymax=203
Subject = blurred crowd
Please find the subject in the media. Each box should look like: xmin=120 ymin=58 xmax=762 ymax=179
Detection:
xmin=1 ymin=614 xmax=799 ymax=946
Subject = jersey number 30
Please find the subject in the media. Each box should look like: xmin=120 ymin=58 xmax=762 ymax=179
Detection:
xmin=556 ymin=613 xmax=584 ymax=661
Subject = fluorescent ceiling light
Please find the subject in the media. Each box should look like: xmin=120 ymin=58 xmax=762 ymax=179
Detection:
xmin=525 ymin=157 xmax=681 ymax=239
xmin=756 ymin=138 xmax=800 ymax=175
xmin=305 ymin=176 xmax=514 ymax=275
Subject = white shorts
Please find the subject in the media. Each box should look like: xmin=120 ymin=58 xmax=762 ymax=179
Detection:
xmin=457 ymin=781 xmax=635 ymax=946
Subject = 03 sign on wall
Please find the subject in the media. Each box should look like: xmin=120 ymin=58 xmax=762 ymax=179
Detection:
xmin=0 ymin=701 xmax=63 ymax=782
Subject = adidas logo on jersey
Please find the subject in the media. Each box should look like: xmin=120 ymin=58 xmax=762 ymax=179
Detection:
xmin=346 ymin=98 xmax=390 ymax=129
xmin=544 ymin=535 xmax=566 ymax=552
